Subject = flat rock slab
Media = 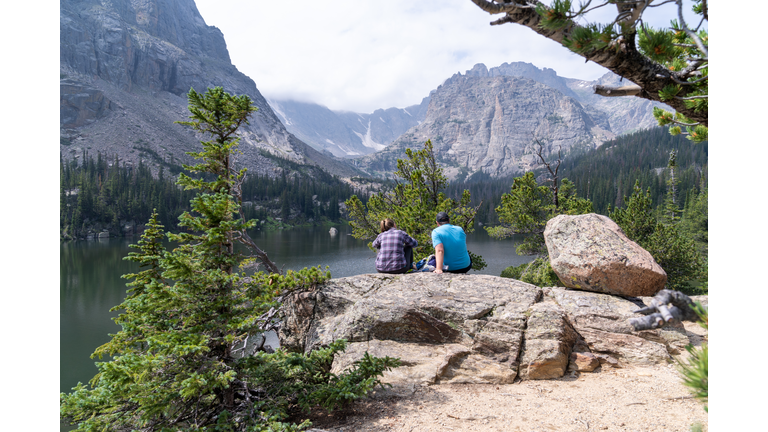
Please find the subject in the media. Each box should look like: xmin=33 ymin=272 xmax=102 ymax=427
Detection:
xmin=278 ymin=274 xmax=700 ymax=385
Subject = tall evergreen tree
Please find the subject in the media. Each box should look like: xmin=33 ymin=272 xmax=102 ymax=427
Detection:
xmin=60 ymin=87 xmax=398 ymax=431
xmin=662 ymin=150 xmax=682 ymax=224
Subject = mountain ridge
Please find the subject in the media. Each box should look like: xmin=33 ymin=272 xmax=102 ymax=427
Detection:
xmin=59 ymin=0 xmax=363 ymax=179
xmin=356 ymin=74 xmax=616 ymax=179
xmin=268 ymin=61 xmax=672 ymax=167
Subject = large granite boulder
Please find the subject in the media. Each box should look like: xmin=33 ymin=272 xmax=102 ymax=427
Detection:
xmin=279 ymin=274 xmax=700 ymax=386
xmin=544 ymin=213 xmax=667 ymax=297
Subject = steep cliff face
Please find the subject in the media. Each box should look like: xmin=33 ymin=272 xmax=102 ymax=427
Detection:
xmin=60 ymin=0 xmax=361 ymax=178
xmin=357 ymin=75 xmax=615 ymax=179
xmin=467 ymin=62 xmax=671 ymax=135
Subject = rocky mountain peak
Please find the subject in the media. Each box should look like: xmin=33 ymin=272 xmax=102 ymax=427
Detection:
xmin=357 ymin=73 xmax=616 ymax=179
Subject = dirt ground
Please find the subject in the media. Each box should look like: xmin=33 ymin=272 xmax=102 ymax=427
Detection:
xmin=301 ymin=323 xmax=708 ymax=432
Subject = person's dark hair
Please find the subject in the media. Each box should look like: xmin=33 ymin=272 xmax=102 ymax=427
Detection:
xmin=436 ymin=212 xmax=450 ymax=224
xmin=380 ymin=218 xmax=396 ymax=233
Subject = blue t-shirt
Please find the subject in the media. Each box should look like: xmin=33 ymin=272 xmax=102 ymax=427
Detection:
xmin=431 ymin=224 xmax=470 ymax=270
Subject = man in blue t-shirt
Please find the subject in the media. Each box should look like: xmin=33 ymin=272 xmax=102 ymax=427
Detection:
xmin=431 ymin=212 xmax=471 ymax=274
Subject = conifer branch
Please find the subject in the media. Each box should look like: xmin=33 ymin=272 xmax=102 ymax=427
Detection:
xmin=674 ymin=94 xmax=707 ymax=100
xmin=490 ymin=15 xmax=514 ymax=26
xmin=594 ymin=85 xmax=642 ymax=97
xmin=570 ymin=0 xmax=616 ymax=17
xmin=666 ymin=118 xmax=699 ymax=127
xmin=647 ymin=0 xmax=677 ymax=7
xmin=676 ymin=0 xmax=708 ymax=57
xmin=467 ymin=0 xmax=708 ymax=126
xmin=469 ymin=0 xmax=535 ymax=14
xmin=678 ymin=59 xmax=707 ymax=79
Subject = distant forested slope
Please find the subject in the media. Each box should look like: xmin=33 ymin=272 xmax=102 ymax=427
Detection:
xmin=560 ymin=127 xmax=707 ymax=214
xmin=447 ymin=127 xmax=707 ymax=224
xmin=60 ymin=152 xmax=358 ymax=240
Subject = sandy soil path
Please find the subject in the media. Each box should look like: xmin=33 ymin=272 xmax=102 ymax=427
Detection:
xmin=302 ymin=323 xmax=708 ymax=432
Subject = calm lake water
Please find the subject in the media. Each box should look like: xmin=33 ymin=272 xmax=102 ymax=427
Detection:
xmin=60 ymin=224 xmax=533 ymax=396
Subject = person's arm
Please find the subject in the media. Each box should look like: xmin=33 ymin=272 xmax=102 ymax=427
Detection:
xmin=434 ymin=243 xmax=445 ymax=274
xmin=372 ymin=234 xmax=381 ymax=249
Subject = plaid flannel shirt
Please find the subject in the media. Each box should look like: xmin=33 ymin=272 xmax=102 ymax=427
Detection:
xmin=372 ymin=229 xmax=418 ymax=272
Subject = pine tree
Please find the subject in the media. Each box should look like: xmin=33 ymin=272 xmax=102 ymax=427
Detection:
xmin=487 ymin=172 xmax=593 ymax=256
xmin=680 ymin=182 xmax=708 ymax=257
xmin=60 ymin=87 xmax=399 ymax=431
xmin=346 ymin=139 xmax=486 ymax=270
xmin=662 ymin=150 xmax=682 ymax=224
xmin=609 ymin=180 xmax=705 ymax=293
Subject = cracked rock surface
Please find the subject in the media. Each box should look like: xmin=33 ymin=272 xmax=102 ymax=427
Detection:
xmin=278 ymin=274 xmax=706 ymax=386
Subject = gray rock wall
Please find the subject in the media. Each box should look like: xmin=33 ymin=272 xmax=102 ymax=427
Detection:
xmin=60 ymin=0 xmax=363 ymax=179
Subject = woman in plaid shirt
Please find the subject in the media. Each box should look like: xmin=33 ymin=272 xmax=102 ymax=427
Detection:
xmin=372 ymin=218 xmax=418 ymax=274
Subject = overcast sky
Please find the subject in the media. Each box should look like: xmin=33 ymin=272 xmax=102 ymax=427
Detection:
xmin=193 ymin=0 xmax=701 ymax=114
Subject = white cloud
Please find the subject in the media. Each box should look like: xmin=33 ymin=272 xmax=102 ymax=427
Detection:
xmin=194 ymin=0 xmax=703 ymax=113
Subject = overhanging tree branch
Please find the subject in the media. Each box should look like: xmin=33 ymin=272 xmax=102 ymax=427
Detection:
xmin=594 ymin=85 xmax=642 ymax=97
xmin=467 ymin=0 xmax=708 ymax=127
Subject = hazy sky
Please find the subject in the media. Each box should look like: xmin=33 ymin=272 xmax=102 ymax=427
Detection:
xmin=193 ymin=0 xmax=700 ymax=113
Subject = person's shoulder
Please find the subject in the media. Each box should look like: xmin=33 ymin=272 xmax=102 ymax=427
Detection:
xmin=448 ymin=224 xmax=466 ymax=236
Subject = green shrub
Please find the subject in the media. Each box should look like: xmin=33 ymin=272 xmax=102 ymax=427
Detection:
xmin=500 ymin=258 xmax=564 ymax=287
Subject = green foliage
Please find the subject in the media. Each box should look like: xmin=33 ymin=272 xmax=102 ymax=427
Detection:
xmin=61 ymin=87 xmax=398 ymax=432
xmin=304 ymin=344 xmax=401 ymax=412
xmin=563 ymin=23 xmax=617 ymax=54
xmin=559 ymin=127 xmax=707 ymax=216
xmin=658 ymin=84 xmax=683 ymax=102
xmin=59 ymin=150 xmax=357 ymax=239
xmin=486 ymin=172 xmax=592 ymax=255
xmin=500 ymin=258 xmax=564 ymax=287
xmin=239 ymin=339 xmax=399 ymax=421
xmin=677 ymin=303 xmax=708 ymax=412
xmin=661 ymin=150 xmax=682 ymax=224
xmin=679 ymin=184 xmax=708 ymax=257
xmin=609 ymin=180 xmax=705 ymax=293
xmin=637 ymin=25 xmax=677 ymax=63
xmin=59 ymin=152 xmax=198 ymax=238
xmin=639 ymin=12 xmax=708 ymax=141
xmin=444 ymin=129 xmax=707 ymax=228
xmin=346 ymin=140 xmax=486 ymax=270
xmin=485 ymin=172 xmax=551 ymax=255
xmin=536 ymin=0 xmax=573 ymax=32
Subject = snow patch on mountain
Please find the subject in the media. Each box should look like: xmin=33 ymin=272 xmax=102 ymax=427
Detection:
xmin=353 ymin=120 xmax=386 ymax=151
xmin=268 ymin=100 xmax=292 ymax=126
